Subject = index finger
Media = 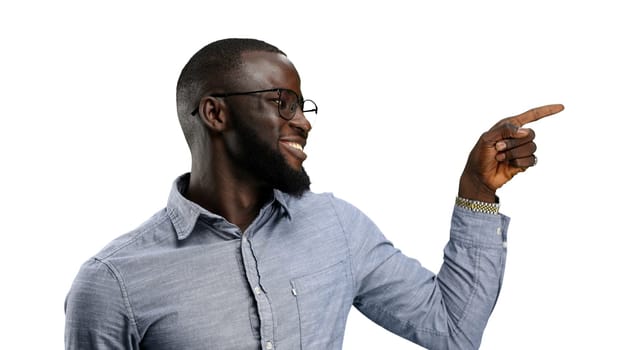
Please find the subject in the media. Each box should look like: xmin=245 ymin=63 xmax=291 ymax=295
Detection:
xmin=510 ymin=104 xmax=565 ymax=126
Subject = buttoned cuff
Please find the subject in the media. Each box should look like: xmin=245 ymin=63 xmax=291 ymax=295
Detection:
xmin=450 ymin=205 xmax=510 ymax=249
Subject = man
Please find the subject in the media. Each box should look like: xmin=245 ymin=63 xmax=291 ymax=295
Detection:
xmin=64 ymin=38 xmax=563 ymax=349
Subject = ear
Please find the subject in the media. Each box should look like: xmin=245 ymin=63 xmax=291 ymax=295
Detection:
xmin=197 ymin=96 xmax=228 ymax=132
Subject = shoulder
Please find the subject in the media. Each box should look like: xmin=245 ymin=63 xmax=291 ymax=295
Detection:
xmin=92 ymin=208 xmax=173 ymax=262
xmin=68 ymin=208 xmax=173 ymax=289
xmin=66 ymin=208 xmax=173 ymax=312
xmin=281 ymin=191 xmax=361 ymax=216
xmin=281 ymin=191 xmax=371 ymax=234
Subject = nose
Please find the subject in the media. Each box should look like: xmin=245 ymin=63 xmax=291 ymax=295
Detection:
xmin=289 ymin=108 xmax=312 ymax=135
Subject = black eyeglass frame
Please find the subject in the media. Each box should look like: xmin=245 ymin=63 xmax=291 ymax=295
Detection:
xmin=191 ymin=88 xmax=318 ymax=121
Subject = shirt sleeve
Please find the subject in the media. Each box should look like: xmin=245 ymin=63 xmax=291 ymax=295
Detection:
xmin=332 ymin=196 xmax=509 ymax=350
xmin=65 ymin=258 xmax=140 ymax=349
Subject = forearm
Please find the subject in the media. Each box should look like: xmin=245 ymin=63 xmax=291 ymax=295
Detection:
xmin=338 ymin=195 xmax=509 ymax=349
xmin=434 ymin=205 xmax=509 ymax=348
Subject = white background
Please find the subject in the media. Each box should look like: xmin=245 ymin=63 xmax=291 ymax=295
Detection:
xmin=1 ymin=1 xmax=620 ymax=348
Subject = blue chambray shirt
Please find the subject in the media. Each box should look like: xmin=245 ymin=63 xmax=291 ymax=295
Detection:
xmin=65 ymin=174 xmax=510 ymax=349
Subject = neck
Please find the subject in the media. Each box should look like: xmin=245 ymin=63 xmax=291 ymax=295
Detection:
xmin=186 ymin=161 xmax=271 ymax=233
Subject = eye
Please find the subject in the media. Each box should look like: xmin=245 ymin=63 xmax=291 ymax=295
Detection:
xmin=280 ymin=96 xmax=289 ymax=108
xmin=288 ymin=101 xmax=298 ymax=113
xmin=277 ymin=96 xmax=292 ymax=112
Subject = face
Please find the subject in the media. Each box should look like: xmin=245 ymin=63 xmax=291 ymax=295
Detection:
xmin=223 ymin=51 xmax=312 ymax=196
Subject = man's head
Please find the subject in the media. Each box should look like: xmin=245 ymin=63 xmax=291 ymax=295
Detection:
xmin=176 ymin=39 xmax=285 ymax=146
xmin=176 ymin=39 xmax=314 ymax=196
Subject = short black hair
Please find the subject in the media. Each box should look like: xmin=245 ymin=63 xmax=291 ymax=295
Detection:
xmin=176 ymin=38 xmax=285 ymax=148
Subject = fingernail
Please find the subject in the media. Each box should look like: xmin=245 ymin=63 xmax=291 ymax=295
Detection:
xmin=495 ymin=142 xmax=506 ymax=151
xmin=517 ymin=128 xmax=529 ymax=136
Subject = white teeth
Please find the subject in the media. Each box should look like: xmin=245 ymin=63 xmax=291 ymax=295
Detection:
xmin=287 ymin=142 xmax=303 ymax=151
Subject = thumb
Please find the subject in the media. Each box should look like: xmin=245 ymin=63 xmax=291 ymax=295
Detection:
xmin=486 ymin=122 xmax=526 ymax=143
xmin=514 ymin=127 xmax=530 ymax=137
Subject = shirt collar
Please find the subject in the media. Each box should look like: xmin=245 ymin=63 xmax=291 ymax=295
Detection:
xmin=166 ymin=173 xmax=292 ymax=240
xmin=272 ymin=189 xmax=292 ymax=220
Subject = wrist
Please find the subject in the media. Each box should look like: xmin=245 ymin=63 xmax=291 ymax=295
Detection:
xmin=459 ymin=174 xmax=497 ymax=203
xmin=455 ymin=196 xmax=500 ymax=215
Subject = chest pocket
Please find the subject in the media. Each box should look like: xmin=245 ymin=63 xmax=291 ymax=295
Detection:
xmin=290 ymin=260 xmax=350 ymax=349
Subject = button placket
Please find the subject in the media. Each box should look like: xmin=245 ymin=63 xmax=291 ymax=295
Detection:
xmin=240 ymin=233 xmax=275 ymax=349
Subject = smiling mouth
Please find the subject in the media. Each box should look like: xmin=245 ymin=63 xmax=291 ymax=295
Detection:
xmin=286 ymin=142 xmax=303 ymax=151
xmin=280 ymin=140 xmax=307 ymax=162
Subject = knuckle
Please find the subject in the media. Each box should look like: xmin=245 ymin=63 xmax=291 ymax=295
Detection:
xmin=501 ymin=121 xmax=516 ymax=131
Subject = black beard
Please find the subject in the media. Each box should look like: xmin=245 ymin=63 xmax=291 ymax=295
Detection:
xmin=230 ymin=114 xmax=311 ymax=197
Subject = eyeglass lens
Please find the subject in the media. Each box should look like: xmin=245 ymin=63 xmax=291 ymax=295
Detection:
xmin=279 ymin=90 xmax=299 ymax=119
xmin=279 ymin=89 xmax=317 ymax=123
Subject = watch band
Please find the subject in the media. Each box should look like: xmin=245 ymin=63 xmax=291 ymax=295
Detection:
xmin=455 ymin=196 xmax=500 ymax=215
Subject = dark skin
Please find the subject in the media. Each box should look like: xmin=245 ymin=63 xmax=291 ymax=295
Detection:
xmin=187 ymin=50 xmax=564 ymax=230
xmin=187 ymin=51 xmax=311 ymax=231
xmin=459 ymin=104 xmax=564 ymax=202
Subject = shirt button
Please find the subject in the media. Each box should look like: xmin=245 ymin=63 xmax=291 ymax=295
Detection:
xmin=496 ymin=227 xmax=502 ymax=235
xmin=266 ymin=341 xmax=273 ymax=349
xmin=502 ymin=241 xmax=508 ymax=248
xmin=254 ymin=286 xmax=262 ymax=295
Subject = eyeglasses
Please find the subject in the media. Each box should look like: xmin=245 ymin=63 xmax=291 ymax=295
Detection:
xmin=191 ymin=88 xmax=318 ymax=122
